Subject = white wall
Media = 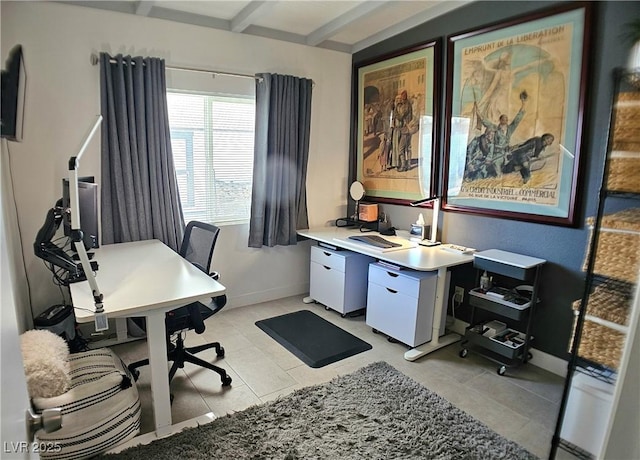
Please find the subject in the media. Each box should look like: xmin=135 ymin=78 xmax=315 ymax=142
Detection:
xmin=1 ymin=1 xmax=352 ymax=319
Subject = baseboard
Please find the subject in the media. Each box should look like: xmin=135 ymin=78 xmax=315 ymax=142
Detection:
xmin=227 ymin=283 xmax=309 ymax=309
xmin=448 ymin=317 xmax=567 ymax=378
xmin=227 ymin=296 xmax=569 ymax=377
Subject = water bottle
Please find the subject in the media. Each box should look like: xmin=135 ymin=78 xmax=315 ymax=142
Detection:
xmin=480 ymin=271 xmax=491 ymax=291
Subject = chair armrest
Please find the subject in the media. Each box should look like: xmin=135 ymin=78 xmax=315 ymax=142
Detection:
xmin=192 ymin=262 xmax=220 ymax=281
xmin=188 ymin=303 xmax=206 ymax=334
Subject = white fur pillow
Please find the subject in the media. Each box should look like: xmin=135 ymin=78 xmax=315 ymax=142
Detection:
xmin=20 ymin=330 xmax=71 ymax=399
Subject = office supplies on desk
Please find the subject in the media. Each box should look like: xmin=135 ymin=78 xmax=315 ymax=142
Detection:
xmin=440 ymin=243 xmax=477 ymax=255
xmin=358 ymin=203 xmax=378 ymax=222
xmin=410 ymin=213 xmax=430 ymax=242
xmin=410 ymin=196 xmax=441 ymax=246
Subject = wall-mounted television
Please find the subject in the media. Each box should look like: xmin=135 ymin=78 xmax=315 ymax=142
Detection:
xmin=1 ymin=44 xmax=26 ymax=141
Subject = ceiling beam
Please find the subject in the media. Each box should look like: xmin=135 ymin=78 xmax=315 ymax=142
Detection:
xmin=135 ymin=1 xmax=154 ymax=16
xmin=231 ymin=1 xmax=274 ymax=33
xmin=306 ymin=1 xmax=389 ymax=47
xmin=352 ymin=0 xmax=473 ymax=53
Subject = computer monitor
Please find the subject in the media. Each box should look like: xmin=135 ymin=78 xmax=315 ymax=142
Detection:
xmin=62 ymin=176 xmax=99 ymax=249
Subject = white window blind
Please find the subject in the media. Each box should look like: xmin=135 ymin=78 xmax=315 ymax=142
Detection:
xmin=167 ymin=91 xmax=255 ymax=225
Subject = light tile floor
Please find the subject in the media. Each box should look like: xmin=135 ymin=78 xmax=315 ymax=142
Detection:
xmin=112 ymin=296 xmax=567 ymax=459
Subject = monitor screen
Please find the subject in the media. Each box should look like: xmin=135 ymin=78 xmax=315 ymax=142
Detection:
xmin=1 ymin=44 xmax=26 ymax=141
xmin=62 ymin=176 xmax=99 ymax=249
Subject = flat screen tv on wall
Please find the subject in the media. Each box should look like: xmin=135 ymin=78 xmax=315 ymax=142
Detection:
xmin=1 ymin=44 xmax=26 ymax=142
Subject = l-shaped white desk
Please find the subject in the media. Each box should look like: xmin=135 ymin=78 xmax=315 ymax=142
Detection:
xmin=297 ymin=227 xmax=474 ymax=361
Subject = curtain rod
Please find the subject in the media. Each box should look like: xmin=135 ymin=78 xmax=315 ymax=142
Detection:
xmin=90 ymin=53 xmax=260 ymax=81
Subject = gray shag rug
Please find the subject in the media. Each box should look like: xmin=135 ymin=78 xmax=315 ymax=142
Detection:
xmin=101 ymin=362 xmax=537 ymax=459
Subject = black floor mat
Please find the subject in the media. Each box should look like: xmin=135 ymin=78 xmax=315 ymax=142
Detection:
xmin=255 ymin=310 xmax=372 ymax=368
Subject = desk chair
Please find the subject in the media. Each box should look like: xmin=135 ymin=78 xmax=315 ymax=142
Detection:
xmin=128 ymin=221 xmax=232 ymax=387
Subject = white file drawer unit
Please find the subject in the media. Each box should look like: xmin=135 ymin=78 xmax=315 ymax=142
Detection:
xmin=366 ymin=262 xmax=444 ymax=347
xmin=309 ymin=245 xmax=375 ymax=315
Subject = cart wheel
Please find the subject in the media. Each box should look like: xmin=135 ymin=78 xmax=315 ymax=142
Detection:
xmin=387 ymin=337 xmax=399 ymax=344
xmin=459 ymin=349 xmax=468 ymax=358
xmin=372 ymin=328 xmax=379 ymax=334
xmin=497 ymin=366 xmax=506 ymax=376
xmin=341 ymin=313 xmax=347 ymax=318
xmin=325 ymin=306 xmax=331 ymax=311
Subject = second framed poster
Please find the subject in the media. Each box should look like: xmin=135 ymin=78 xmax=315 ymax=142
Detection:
xmin=355 ymin=41 xmax=440 ymax=205
xmin=442 ymin=3 xmax=591 ymax=225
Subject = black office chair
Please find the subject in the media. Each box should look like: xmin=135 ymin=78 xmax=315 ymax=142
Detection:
xmin=128 ymin=221 xmax=232 ymax=387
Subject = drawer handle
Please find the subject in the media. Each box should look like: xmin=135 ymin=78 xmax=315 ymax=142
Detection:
xmin=323 ymin=252 xmax=332 ymax=257
xmin=323 ymin=265 xmax=331 ymax=270
xmin=386 ymin=271 xmax=399 ymax=278
xmin=386 ymin=287 xmax=398 ymax=294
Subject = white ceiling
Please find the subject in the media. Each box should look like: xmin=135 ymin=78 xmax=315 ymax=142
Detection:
xmin=60 ymin=0 xmax=473 ymax=53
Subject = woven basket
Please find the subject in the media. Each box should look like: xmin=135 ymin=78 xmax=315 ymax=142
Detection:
xmin=570 ymin=311 xmax=625 ymax=370
xmin=608 ymin=90 xmax=640 ymax=192
xmin=572 ymin=278 xmax=633 ymax=326
xmin=607 ymin=151 xmax=640 ymax=193
xmin=612 ymin=91 xmax=640 ymax=142
xmin=583 ymin=208 xmax=640 ymax=283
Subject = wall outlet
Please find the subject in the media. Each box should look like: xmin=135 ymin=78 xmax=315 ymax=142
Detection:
xmin=454 ymin=286 xmax=465 ymax=303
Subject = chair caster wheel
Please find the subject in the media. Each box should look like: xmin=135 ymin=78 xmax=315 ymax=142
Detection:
xmin=459 ymin=349 xmax=468 ymax=358
xmin=130 ymin=368 xmax=140 ymax=381
xmin=216 ymin=346 xmax=225 ymax=358
xmin=221 ymin=375 xmax=232 ymax=387
xmin=497 ymin=366 xmax=507 ymax=376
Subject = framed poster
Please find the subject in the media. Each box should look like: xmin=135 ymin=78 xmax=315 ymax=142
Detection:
xmin=355 ymin=40 xmax=440 ymax=205
xmin=442 ymin=3 xmax=591 ymax=225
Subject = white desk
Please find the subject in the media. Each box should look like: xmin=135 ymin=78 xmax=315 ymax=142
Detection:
xmin=70 ymin=239 xmax=226 ymax=438
xmin=297 ymin=227 xmax=473 ymax=361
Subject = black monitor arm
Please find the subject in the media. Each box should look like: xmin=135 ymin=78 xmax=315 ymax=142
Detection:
xmin=33 ymin=202 xmax=87 ymax=283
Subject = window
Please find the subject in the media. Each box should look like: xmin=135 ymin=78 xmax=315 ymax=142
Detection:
xmin=167 ymin=91 xmax=255 ymax=225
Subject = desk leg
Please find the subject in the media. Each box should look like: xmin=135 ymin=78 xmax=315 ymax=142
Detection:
xmin=145 ymin=312 xmax=172 ymax=437
xmin=404 ymin=267 xmax=461 ymax=361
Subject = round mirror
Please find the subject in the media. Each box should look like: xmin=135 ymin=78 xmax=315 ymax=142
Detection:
xmin=349 ymin=181 xmax=365 ymax=201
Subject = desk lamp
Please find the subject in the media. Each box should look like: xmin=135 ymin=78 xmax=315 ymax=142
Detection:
xmin=68 ymin=115 xmax=107 ymax=331
xmin=410 ymin=196 xmax=441 ymax=246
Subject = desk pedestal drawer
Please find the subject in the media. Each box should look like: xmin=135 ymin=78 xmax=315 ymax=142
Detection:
xmin=309 ymin=246 xmax=374 ymax=315
xmin=366 ymin=265 xmax=438 ymax=347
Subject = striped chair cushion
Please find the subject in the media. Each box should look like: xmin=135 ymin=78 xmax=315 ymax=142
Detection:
xmin=33 ymin=348 xmax=141 ymax=460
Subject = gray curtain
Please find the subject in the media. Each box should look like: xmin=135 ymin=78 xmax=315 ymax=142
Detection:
xmin=248 ymin=73 xmax=313 ymax=248
xmin=99 ymin=53 xmax=184 ymax=251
